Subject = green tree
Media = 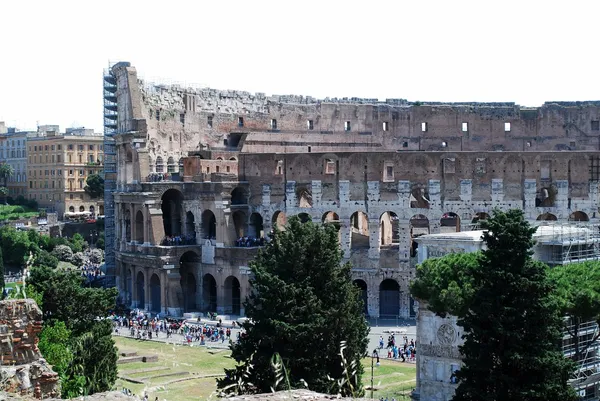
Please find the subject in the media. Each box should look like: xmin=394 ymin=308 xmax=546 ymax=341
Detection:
xmin=217 ymin=216 xmax=369 ymax=397
xmin=95 ymin=232 xmax=105 ymax=250
xmin=0 ymin=247 xmax=5 ymax=298
xmin=0 ymin=186 xmax=8 ymax=205
xmin=0 ymin=163 xmax=14 ymax=187
xmin=450 ymin=209 xmax=577 ymax=401
xmin=84 ymin=174 xmax=104 ymax=199
xmin=0 ymin=226 xmax=33 ymax=266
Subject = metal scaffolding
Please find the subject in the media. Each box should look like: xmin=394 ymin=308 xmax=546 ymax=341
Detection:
xmin=533 ymin=222 xmax=600 ymax=266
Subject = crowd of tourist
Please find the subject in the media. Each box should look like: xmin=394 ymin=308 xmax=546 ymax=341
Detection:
xmin=235 ymin=236 xmax=265 ymax=247
xmin=161 ymin=234 xmax=196 ymax=246
xmin=379 ymin=334 xmax=416 ymax=362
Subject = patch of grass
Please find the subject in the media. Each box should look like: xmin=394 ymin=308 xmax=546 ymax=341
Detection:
xmin=113 ymin=337 xmax=416 ymax=401
xmin=4 ymin=282 xmax=22 ymax=289
xmin=0 ymin=205 xmax=38 ymax=221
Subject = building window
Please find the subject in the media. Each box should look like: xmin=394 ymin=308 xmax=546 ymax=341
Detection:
xmin=58 ymin=144 xmax=62 ymax=150
xmin=89 ymin=145 xmax=94 ymax=151
xmin=156 ymin=156 xmax=164 ymax=173
xmin=51 ymin=145 xmax=55 ymax=150
xmin=78 ymin=145 xmax=83 ymax=151
xmin=79 ymin=169 xmax=84 ymax=176
xmin=276 ymin=160 xmax=284 ymax=175
xmin=58 ymin=169 xmax=62 ymax=175
xmin=52 ymin=155 xmax=55 ymax=163
xmin=79 ymin=180 xmax=83 ymax=189
xmin=70 ymin=194 xmax=73 ymax=200
xmin=504 ymin=122 xmax=511 ymax=132
xmin=89 ymin=155 xmax=94 ymax=163
xmin=68 ymin=144 xmax=73 ymax=150
xmin=307 ymin=120 xmax=314 ymax=130
xmin=167 ymin=156 xmax=176 ymax=173
xmin=45 ymin=145 xmax=48 ymax=151
xmin=384 ymin=164 xmax=394 ymax=182
xmin=180 ymin=113 xmax=185 ymax=124
xmin=34 ymin=146 xmax=37 ymax=151
xmin=324 ymin=159 xmax=336 ymax=174
xmin=421 ymin=122 xmax=428 ymax=132
xmin=29 ymin=181 xmax=32 ymax=189
xmin=69 ymin=169 xmax=73 ymax=176
xmin=462 ymin=122 xmax=468 ymax=132
xmin=156 ymin=109 xmax=160 ymax=121
xmin=271 ymin=119 xmax=277 ymax=130
xmin=45 ymin=170 xmax=49 ymax=176
xmin=57 ymin=155 xmax=61 ymax=162
xmin=344 ymin=121 xmax=351 ymax=131
xmin=592 ymin=121 xmax=600 ymax=131
xmin=226 ymin=166 xmax=230 ymax=173
xmin=238 ymin=117 xmax=244 ymax=127
xmin=383 ymin=122 xmax=389 ymax=131
xmin=208 ymin=115 xmax=213 ymax=128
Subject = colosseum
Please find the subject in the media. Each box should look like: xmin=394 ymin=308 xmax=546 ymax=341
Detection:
xmin=106 ymin=62 xmax=600 ymax=318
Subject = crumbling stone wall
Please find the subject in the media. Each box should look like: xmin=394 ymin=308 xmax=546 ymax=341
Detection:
xmin=0 ymin=299 xmax=59 ymax=399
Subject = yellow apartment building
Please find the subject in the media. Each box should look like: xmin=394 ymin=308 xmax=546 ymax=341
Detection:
xmin=27 ymin=126 xmax=104 ymax=219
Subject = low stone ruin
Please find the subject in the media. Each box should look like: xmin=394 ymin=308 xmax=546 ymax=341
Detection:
xmin=0 ymin=299 xmax=59 ymax=399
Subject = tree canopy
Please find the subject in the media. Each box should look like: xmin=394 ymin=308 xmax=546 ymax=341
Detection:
xmin=84 ymin=174 xmax=104 ymax=199
xmin=411 ymin=209 xmax=577 ymax=401
xmin=217 ymin=216 xmax=369 ymax=397
xmin=0 ymin=163 xmax=14 ymax=187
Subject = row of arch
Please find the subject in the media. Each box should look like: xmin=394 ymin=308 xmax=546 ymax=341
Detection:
xmin=152 ymin=156 xmax=239 ymax=174
xmin=68 ymin=205 xmax=97 ymax=214
xmin=352 ymin=278 xmax=416 ymax=318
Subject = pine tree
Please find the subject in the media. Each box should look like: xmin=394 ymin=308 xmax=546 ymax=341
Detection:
xmin=452 ymin=209 xmax=577 ymax=401
xmin=217 ymin=216 xmax=369 ymax=396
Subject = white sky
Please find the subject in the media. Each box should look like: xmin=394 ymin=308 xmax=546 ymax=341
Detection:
xmin=1 ymin=0 xmax=599 ymax=132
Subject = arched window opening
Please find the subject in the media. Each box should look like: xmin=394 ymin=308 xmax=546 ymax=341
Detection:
xmin=224 ymin=276 xmax=241 ymax=315
xmin=135 ymin=211 xmax=144 ymax=243
xmin=410 ymin=186 xmax=430 ymax=209
xmin=233 ymin=211 xmax=248 ymax=239
xmin=471 ymin=212 xmax=490 ymax=229
xmin=409 ymin=214 xmax=429 ymax=258
xmin=297 ymin=213 xmax=311 ymax=224
xmin=79 ymin=205 xmax=85 ymax=212
xmin=136 ymin=271 xmax=145 ymax=308
xmin=350 ymin=211 xmax=370 ymax=249
xmin=201 ymin=210 xmax=217 ymax=240
xmin=167 ymin=156 xmax=176 ymax=173
xmin=272 ymin=211 xmax=287 ymax=231
xmin=124 ymin=210 xmax=131 ymax=242
xmin=569 ymin=211 xmax=589 ymax=222
xmin=537 ymin=213 xmax=558 ymax=222
xmin=186 ymin=211 xmax=196 ymax=239
xmin=248 ymin=213 xmax=264 ymax=239
xmin=178 ymin=157 xmax=184 ymax=173
xmin=379 ymin=279 xmax=400 ymax=318
xmin=69 ymin=206 xmax=75 ymax=213
xmin=231 ymin=187 xmax=248 ymax=205
xmin=150 ymin=274 xmax=161 ymax=313
xmin=202 ymin=274 xmax=217 ymax=312
xmin=379 ymin=211 xmax=399 ymax=246
xmin=296 ymin=187 xmax=313 ymax=208
xmin=161 ymin=189 xmax=183 ymax=238
xmin=440 ymin=212 xmax=460 ymax=233
xmin=535 ymin=186 xmax=556 ymax=207
xmin=155 ymin=156 xmax=164 ymax=173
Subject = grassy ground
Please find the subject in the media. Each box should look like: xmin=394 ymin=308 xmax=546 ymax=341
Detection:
xmin=0 ymin=205 xmax=38 ymax=221
xmin=113 ymin=336 xmax=416 ymax=401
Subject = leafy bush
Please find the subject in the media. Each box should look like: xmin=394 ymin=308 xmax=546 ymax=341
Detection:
xmin=88 ymin=249 xmax=103 ymax=265
xmin=71 ymin=252 xmax=86 ymax=267
xmin=52 ymin=245 xmax=74 ymax=263
xmin=12 ymin=206 xmax=24 ymax=213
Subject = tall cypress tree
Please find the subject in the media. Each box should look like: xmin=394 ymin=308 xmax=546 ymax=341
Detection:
xmin=217 ymin=216 xmax=369 ymax=396
xmin=453 ymin=209 xmax=577 ymax=401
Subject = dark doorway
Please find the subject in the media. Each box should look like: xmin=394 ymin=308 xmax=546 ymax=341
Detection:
xmin=202 ymin=274 xmax=217 ymax=312
xmin=379 ymin=279 xmax=400 ymax=318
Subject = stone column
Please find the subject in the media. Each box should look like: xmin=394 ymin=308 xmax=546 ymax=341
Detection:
xmin=216 ymin=274 xmax=226 ymax=315
xmin=144 ymin=268 xmax=151 ymax=311
xmin=131 ymin=267 xmax=137 ymax=308
xmin=160 ymin=271 xmax=167 ymax=315
xmin=368 ymin=280 xmax=379 ymax=318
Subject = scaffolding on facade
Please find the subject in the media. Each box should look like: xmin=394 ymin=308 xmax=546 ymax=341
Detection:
xmin=533 ymin=221 xmax=600 ymax=266
xmin=102 ymin=62 xmax=120 ymax=287
xmin=562 ymin=318 xmax=600 ymax=400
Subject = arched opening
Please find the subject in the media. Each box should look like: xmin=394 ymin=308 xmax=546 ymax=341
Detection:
xmin=125 ymin=267 xmax=132 ymax=306
xmin=410 ymin=186 xmax=430 ymax=209
xmin=569 ymin=211 xmax=589 ymax=222
xmin=135 ymin=211 xmax=144 ymax=243
xmin=322 ymin=211 xmax=341 ymax=242
xmin=440 ymin=212 xmax=460 ymax=233
xmin=248 ymin=213 xmax=264 ymax=238
xmin=379 ymin=212 xmax=399 ymax=247
xmin=231 ymin=187 xmax=248 ymax=205
xmin=296 ymin=187 xmax=313 ymax=208
xmin=297 ymin=212 xmax=311 ymax=224
xmin=224 ymin=276 xmax=241 ymax=315
xmin=178 ymin=157 xmax=184 ymax=173
xmin=229 ymin=157 xmax=237 ymax=161
xmin=185 ymin=211 xmax=196 ymax=238
xmin=353 ymin=279 xmax=368 ymax=315
xmin=471 ymin=212 xmax=490 ymax=229
xmin=89 ymin=205 xmax=95 ymax=214
xmin=379 ymin=279 xmax=400 ymax=318
xmin=79 ymin=205 xmax=85 ymax=212
xmin=136 ymin=271 xmax=145 ymax=308
xmin=409 ymin=214 xmax=429 ymax=258
xmin=99 ymin=205 xmax=104 ymax=215
xmin=180 ymin=251 xmax=199 ymax=312
xmin=150 ymin=274 xmax=161 ymax=313
xmin=167 ymin=156 xmax=176 ymax=173
xmin=350 ymin=211 xmax=370 ymax=249
xmin=161 ymin=189 xmax=183 ymax=237
xmin=124 ymin=210 xmax=131 ymax=242
xmin=233 ymin=211 xmax=248 ymax=239
xmin=537 ymin=213 xmax=558 ymax=221
xmin=202 ymin=273 xmax=217 ymax=312
xmin=536 ymin=186 xmax=556 ymax=207
xmin=155 ymin=156 xmax=164 ymax=173
xmin=272 ymin=211 xmax=287 ymax=231
xmin=69 ymin=206 xmax=75 ymax=213
xmin=201 ymin=210 xmax=217 ymax=239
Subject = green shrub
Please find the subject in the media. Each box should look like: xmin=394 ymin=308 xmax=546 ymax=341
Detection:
xmin=12 ymin=206 xmax=24 ymax=214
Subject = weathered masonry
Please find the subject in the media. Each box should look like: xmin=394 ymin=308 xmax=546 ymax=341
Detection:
xmin=107 ymin=62 xmax=600 ymax=317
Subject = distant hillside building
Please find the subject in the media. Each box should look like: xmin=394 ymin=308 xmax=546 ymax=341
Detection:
xmin=0 ymin=123 xmax=28 ymax=198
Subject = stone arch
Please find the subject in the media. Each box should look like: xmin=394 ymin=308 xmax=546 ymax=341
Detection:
xmin=178 ymin=157 xmax=184 ymax=173
xmin=150 ymin=274 xmax=161 ymax=313
xmin=440 ymin=212 xmax=460 ymax=233
xmin=167 ymin=156 xmax=176 ymax=173
xmin=233 ymin=210 xmax=248 ymax=238
xmin=471 ymin=212 xmax=490 ymax=229
xmin=229 ymin=157 xmax=237 ymax=161
xmin=185 ymin=211 xmax=195 ymax=237
xmin=536 ymin=186 xmax=557 ymax=207
xmin=124 ymin=209 xmax=131 ymax=242
xmin=156 ymin=156 xmax=164 ymax=173
xmin=272 ymin=211 xmax=287 ymax=230
xmin=410 ymin=214 xmax=429 ymax=258
xmin=379 ymin=279 xmax=400 ymax=318
xmin=202 ymin=273 xmax=217 ymax=312
xmin=569 ymin=211 xmax=589 ymax=222
xmin=69 ymin=206 xmax=75 ymax=213
xmin=350 ymin=211 xmax=369 ymax=249
xmin=353 ymin=279 xmax=368 ymax=315
xmin=224 ymin=276 xmax=241 ymax=315
xmin=249 ymin=213 xmax=264 ymax=238
xmin=216 ymin=157 xmax=224 ymax=161
xmin=537 ymin=213 xmax=558 ymax=221
xmin=79 ymin=205 xmax=85 ymax=212
xmin=180 ymin=251 xmax=199 ymax=312
xmin=296 ymin=212 xmax=311 ymax=224
xmin=135 ymin=210 xmax=144 ymax=243
xmin=288 ymin=154 xmax=315 ymax=177
xmin=296 ymin=186 xmax=313 ymax=208
xmin=136 ymin=271 xmax=145 ymax=308
xmin=231 ymin=187 xmax=248 ymax=205
xmin=201 ymin=210 xmax=217 ymax=239
xmin=161 ymin=189 xmax=183 ymax=237
xmin=379 ymin=211 xmax=399 ymax=246
xmin=410 ymin=184 xmax=430 ymax=209
xmin=322 ymin=211 xmax=341 ymax=241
